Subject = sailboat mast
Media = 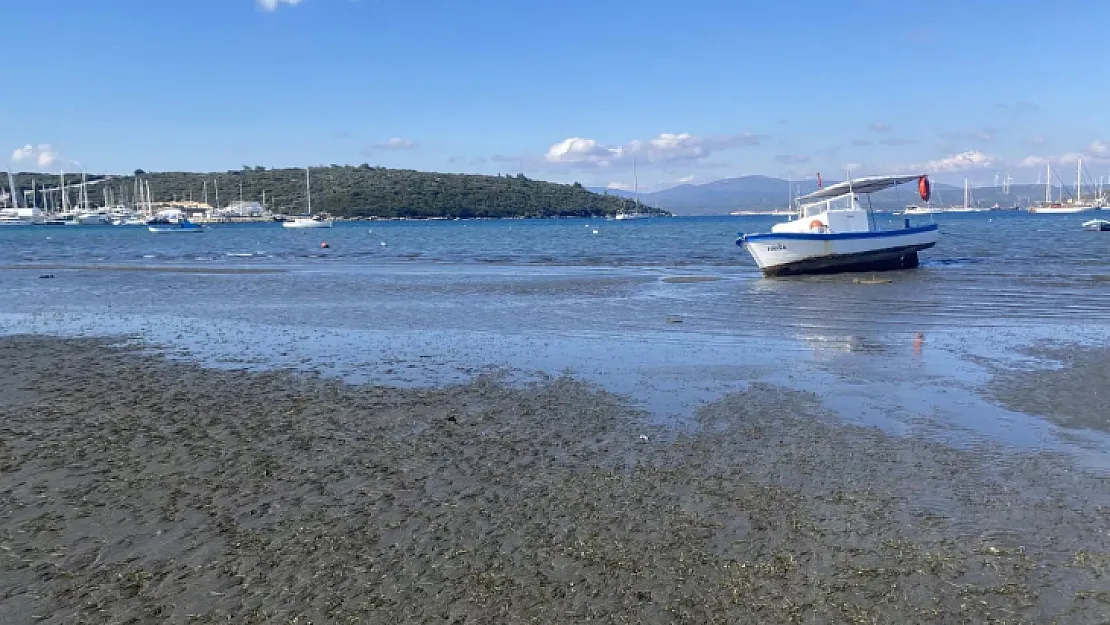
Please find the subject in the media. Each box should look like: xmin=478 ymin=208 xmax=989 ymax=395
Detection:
xmin=1077 ymin=158 xmax=1082 ymax=202
xmin=306 ymin=167 xmax=312 ymax=215
xmin=963 ymin=178 xmax=969 ymax=209
xmin=1046 ymin=164 xmax=1051 ymax=203
xmin=632 ymin=159 xmax=639 ymax=209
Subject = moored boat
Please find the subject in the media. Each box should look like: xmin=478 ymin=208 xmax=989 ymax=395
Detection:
xmin=737 ymin=174 xmax=939 ymax=277
xmin=148 ymin=209 xmax=203 ymax=233
xmin=282 ymin=167 xmax=334 ymax=229
xmin=1082 ymin=219 xmax=1110 ymax=231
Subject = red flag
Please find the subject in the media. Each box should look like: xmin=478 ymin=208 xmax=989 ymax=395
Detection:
xmin=816 ymin=173 xmax=823 ymax=188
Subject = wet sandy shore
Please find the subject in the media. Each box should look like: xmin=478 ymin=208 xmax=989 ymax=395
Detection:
xmin=2 ymin=336 xmax=1109 ymax=624
xmin=0 ymin=265 xmax=286 ymax=274
xmin=988 ymin=344 xmax=1110 ymax=433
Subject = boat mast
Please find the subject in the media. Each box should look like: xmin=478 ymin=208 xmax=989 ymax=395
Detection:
xmin=306 ymin=167 xmax=313 ymax=216
xmin=963 ymin=178 xmax=969 ymax=210
xmin=1046 ymin=164 xmax=1051 ymax=203
xmin=59 ymin=170 xmax=68 ymax=212
xmin=1077 ymin=158 xmax=1082 ymax=203
xmin=79 ymin=170 xmax=87 ymax=210
xmin=632 ymin=158 xmax=639 ymax=211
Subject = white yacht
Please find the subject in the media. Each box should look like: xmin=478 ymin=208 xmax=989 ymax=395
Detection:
xmin=1029 ymin=161 xmax=1099 ymax=214
xmin=283 ymin=167 xmax=334 ymax=229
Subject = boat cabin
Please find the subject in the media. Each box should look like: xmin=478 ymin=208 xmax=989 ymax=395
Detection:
xmin=773 ymin=192 xmax=876 ymax=234
xmin=770 ymin=174 xmax=929 ymax=235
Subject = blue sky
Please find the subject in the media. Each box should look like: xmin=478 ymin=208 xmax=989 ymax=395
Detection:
xmin=5 ymin=0 xmax=1110 ymax=190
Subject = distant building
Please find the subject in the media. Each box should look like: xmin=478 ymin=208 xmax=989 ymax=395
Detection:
xmin=215 ymin=201 xmax=264 ymax=218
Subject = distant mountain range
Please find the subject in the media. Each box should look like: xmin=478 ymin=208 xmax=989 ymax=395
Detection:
xmin=590 ymin=176 xmax=1074 ymax=215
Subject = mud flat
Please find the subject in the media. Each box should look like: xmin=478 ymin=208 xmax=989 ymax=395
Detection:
xmin=2 ymin=336 xmax=1109 ymax=624
xmin=987 ymin=344 xmax=1110 ymax=432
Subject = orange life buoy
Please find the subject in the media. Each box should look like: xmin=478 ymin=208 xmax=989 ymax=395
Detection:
xmin=918 ymin=176 xmax=931 ymax=202
xmin=809 ymin=219 xmax=824 ymax=229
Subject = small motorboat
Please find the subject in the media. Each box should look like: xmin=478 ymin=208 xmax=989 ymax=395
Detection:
xmin=1082 ymin=219 xmax=1110 ymax=232
xmin=737 ymin=174 xmax=939 ymax=277
xmin=148 ymin=215 xmax=203 ymax=233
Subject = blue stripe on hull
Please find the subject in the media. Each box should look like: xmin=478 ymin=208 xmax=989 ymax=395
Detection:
xmin=737 ymin=224 xmax=938 ymax=244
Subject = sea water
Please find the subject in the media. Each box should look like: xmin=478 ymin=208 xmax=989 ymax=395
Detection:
xmin=2 ymin=213 xmax=1108 ymax=464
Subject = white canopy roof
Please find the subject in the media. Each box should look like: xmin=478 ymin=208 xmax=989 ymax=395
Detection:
xmin=796 ymin=174 xmax=926 ymax=203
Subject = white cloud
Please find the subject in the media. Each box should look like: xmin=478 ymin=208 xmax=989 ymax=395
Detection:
xmin=543 ymin=131 xmax=766 ymax=168
xmin=1017 ymin=152 xmax=1084 ymax=168
xmin=920 ymin=150 xmax=997 ymax=172
xmin=606 ymin=181 xmax=633 ymax=191
xmin=1086 ymin=141 xmax=1110 ymax=158
xmin=10 ymin=144 xmax=63 ymax=170
xmin=362 ymin=138 xmax=417 ymax=156
xmin=373 ymin=137 xmax=416 ymax=150
xmin=1014 ymin=142 xmax=1110 ymax=170
xmin=676 ymin=175 xmax=695 ymax=183
xmin=257 ymin=0 xmax=302 ymax=11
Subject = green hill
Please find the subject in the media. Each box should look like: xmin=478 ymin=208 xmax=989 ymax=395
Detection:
xmin=10 ymin=166 xmax=667 ymax=220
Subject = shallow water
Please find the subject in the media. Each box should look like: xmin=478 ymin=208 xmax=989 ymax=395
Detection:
xmin=2 ymin=212 xmax=1109 ymax=465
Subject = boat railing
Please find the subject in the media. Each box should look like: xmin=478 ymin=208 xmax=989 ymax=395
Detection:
xmin=798 ymin=193 xmax=860 ymax=218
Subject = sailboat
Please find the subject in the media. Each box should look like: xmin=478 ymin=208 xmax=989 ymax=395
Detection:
xmin=613 ymin=159 xmax=651 ymax=220
xmin=283 ymin=167 xmax=334 ymax=228
xmin=945 ymin=178 xmax=982 ymax=212
xmin=1028 ymin=161 xmax=1099 ymax=214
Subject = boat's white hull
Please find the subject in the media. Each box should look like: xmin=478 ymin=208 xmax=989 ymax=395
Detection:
xmin=613 ymin=213 xmax=650 ymax=220
xmin=739 ymin=225 xmax=939 ymax=277
xmin=1082 ymin=219 xmax=1110 ymax=231
xmin=0 ymin=219 xmax=35 ymax=226
xmin=1029 ymin=205 xmax=1098 ymax=214
xmin=148 ymin=227 xmax=203 ymax=233
xmin=283 ymin=218 xmax=333 ymax=229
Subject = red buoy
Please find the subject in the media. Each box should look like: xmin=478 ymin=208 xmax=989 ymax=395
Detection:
xmin=320 ymin=241 xmax=330 ymax=249
xmin=918 ymin=176 xmax=931 ymax=202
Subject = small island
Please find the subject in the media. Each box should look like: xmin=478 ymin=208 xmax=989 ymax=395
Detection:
xmin=9 ymin=166 xmax=668 ymax=220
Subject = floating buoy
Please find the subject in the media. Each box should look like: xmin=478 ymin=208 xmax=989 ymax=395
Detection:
xmin=320 ymin=242 xmax=329 ymax=249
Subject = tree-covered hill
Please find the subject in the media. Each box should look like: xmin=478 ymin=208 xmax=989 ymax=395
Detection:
xmin=10 ymin=166 xmax=668 ymax=219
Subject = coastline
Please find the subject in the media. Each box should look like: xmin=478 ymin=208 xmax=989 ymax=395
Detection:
xmin=3 ymin=336 xmax=1109 ymax=624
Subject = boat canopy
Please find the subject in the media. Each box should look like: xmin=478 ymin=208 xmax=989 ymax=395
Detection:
xmin=795 ymin=174 xmax=926 ymax=203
